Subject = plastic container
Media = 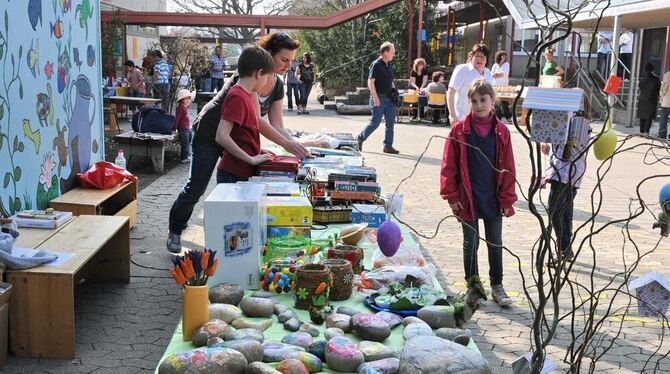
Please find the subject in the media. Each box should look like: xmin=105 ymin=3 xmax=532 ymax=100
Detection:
xmin=114 ymin=150 xmax=127 ymax=169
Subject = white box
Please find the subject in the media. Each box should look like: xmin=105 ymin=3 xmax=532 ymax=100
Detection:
xmin=205 ymin=183 xmax=267 ymax=290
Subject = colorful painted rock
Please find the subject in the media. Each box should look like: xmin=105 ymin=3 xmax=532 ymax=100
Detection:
xmin=326 ymin=313 xmax=352 ymax=332
xmin=357 ymin=358 xmax=400 ymax=374
xmin=278 ymin=309 xmax=300 ymax=323
xmin=358 ymin=340 xmax=398 ymax=362
xmin=399 ymin=336 xmax=490 ymax=373
xmin=276 ymin=358 xmax=309 ymax=374
xmin=263 ymin=342 xmax=306 ymax=363
xmin=351 ymin=313 xmax=392 ymax=342
xmin=281 ymin=332 xmax=313 ymax=349
xmin=374 ymin=311 xmax=403 ymax=329
xmin=209 ymin=304 xmax=243 ymax=324
xmin=232 ymin=317 xmax=273 ymax=331
xmin=240 ymin=297 xmax=276 ymax=318
xmin=307 ymin=340 xmax=327 ymax=362
xmin=224 ymin=327 xmax=264 ymax=343
xmin=192 ymin=319 xmax=230 ymax=347
xmin=284 ymin=317 xmax=303 ymax=332
xmin=209 ymin=283 xmax=245 ymax=305
xmin=158 ymin=347 xmax=247 ymax=374
xmin=247 ymin=361 xmax=283 ymax=374
xmin=435 ymin=327 xmax=472 ymax=341
xmin=299 ymin=323 xmax=320 ymax=337
xmin=402 ymin=322 xmax=434 ymax=341
xmin=324 ymin=336 xmax=365 ymax=372
xmin=217 ymin=339 xmax=264 ymax=363
xmin=285 ymin=351 xmax=324 ymax=373
xmin=324 ymin=327 xmax=344 ymax=340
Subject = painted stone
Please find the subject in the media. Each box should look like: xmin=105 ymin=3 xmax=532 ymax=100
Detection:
xmin=275 ymin=304 xmax=290 ymax=315
xmin=453 ymin=335 xmax=471 ymax=347
xmin=336 ymin=306 xmax=362 ymax=317
xmin=209 ymin=283 xmax=245 ymax=305
xmin=307 ymin=340 xmax=327 ymax=362
xmin=358 ymin=340 xmax=398 ymax=362
xmin=276 ymin=358 xmax=310 ymax=374
xmin=240 ymin=297 xmax=276 ymax=318
xmin=208 ymin=337 xmax=225 ymax=347
xmin=232 ymin=317 xmax=273 ymax=331
xmin=285 ymin=351 xmax=324 ymax=373
xmin=284 ymin=317 xmax=303 ymax=332
xmin=224 ymin=327 xmax=264 ymax=343
xmin=278 ymin=309 xmax=300 ymax=324
xmin=402 ymin=322 xmax=434 ymax=341
xmin=417 ymin=305 xmax=457 ymax=329
xmin=158 ymin=347 xmax=247 ymax=374
xmin=299 ymin=323 xmax=320 ymax=337
xmin=192 ymin=319 xmax=230 ymax=347
xmin=374 ymin=311 xmax=403 ymax=329
xmin=357 ymin=358 xmax=401 ymax=374
xmin=326 ymin=313 xmax=352 ymax=332
xmin=217 ymin=339 xmax=263 ymax=363
xmin=263 ymin=342 xmax=306 ymax=363
xmin=324 ymin=336 xmax=365 ymax=373
xmin=398 ymin=336 xmax=491 ymax=373
xmin=435 ymin=327 xmax=472 ymax=341
xmin=324 ymin=327 xmax=344 ymax=340
xmin=351 ymin=313 xmax=392 ymax=342
xmin=209 ymin=304 xmax=243 ymax=324
xmin=281 ymin=332 xmax=313 ymax=349
xmin=247 ymin=361 xmax=283 ymax=374
xmin=400 ymin=316 xmax=424 ymax=327
xmin=252 ymin=291 xmax=277 ymax=299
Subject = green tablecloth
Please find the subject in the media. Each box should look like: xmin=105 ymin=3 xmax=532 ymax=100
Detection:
xmin=156 ymin=223 xmax=476 ymax=372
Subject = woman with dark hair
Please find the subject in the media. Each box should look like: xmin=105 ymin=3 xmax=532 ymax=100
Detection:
xmin=296 ymin=52 xmax=315 ymax=114
xmin=166 ymin=32 xmax=310 ymax=253
xmin=491 ymin=51 xmax=512 ymax=120
xmin=637 ymin=62 xmax=661 ymax=135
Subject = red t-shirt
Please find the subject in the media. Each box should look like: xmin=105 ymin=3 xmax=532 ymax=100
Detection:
xmin=173 ymin=103 xmax=191 ymax=131
xmin=217 ymin=85 xmax=260 ymax=178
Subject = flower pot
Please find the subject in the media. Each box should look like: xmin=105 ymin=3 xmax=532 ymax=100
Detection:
xmin=323 ymin=258 xmax=354 ymax=301
xmin=328 ymin=244 xmax=364 ymax=274
xmin=182 ymin=285 xmax=209 ymax=341
xmin=295 ymin=263 xmax=332 ymax=310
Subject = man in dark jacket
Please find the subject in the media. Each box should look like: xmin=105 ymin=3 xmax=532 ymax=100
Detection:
xmin=638 ymin=63 xmax=661 ymax=135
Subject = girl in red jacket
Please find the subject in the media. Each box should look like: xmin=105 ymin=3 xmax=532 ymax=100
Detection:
xmin=440 ymin=79 xmax=517 ymax=307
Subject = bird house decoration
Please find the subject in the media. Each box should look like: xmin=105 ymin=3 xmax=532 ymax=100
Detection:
xmin=628 ymin=271 xmax=670 ymax=317
xmin=522 ymin=87 xmax=585 ymax=145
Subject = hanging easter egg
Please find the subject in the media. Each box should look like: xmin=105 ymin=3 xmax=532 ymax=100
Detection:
xmin=593 ymin=120 xmax=617 ymax=160
xmin=377 ymin=220 xmax=403 ymax=257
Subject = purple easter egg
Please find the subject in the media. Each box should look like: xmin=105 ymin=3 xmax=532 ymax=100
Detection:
xmin=377 ymin=221 xmax=402 ymax=257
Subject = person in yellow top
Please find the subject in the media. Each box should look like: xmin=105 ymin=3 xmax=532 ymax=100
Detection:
xmin=659 ymin=69 xmax=670 ymax=140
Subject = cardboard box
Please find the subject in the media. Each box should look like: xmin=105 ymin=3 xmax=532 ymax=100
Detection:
xmin=351 ymin=204 xmax=387 ymax=228
xmin=0 ymin=283 xmax=12 ymax=367
xmin=266 ymin=196 xmax=313 ymax=226
xmin=240 ymin=181 xmax=302 ymax=196
xmin=267 ymin=226 xmax=311 ymax=240
xmin=205 ymin=184 xmax=267 ymax=290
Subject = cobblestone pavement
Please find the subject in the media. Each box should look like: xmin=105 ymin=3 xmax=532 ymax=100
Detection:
xmin=3 ymin=101 xmax=670 ymax=373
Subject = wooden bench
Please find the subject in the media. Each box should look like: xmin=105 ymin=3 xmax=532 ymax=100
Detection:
xmin=49 ymin=180 xmax=137 ymax=228
xmin=114 ymin=131 xmax=176 ymax=172
xmin=7 ymin=215 xmax=130 ymax=358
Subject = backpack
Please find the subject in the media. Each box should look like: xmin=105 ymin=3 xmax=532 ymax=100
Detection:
xmin=131 ymin=107 xmax=175 ymax=134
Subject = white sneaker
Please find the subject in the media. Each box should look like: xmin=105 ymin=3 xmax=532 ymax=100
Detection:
xmin=491 ymin=284 xmax=512 ymax=307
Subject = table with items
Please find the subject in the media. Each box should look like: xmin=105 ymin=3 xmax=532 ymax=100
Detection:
xmin=155 ymin=133 xmax=489 ymax=373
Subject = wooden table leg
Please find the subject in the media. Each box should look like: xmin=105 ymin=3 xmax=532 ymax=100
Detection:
xmin=106 ymin=104 xmax=119 ymax=133
xmin=88 ymin=220 xmax=130 ymax=283
xmin=8 ymin=273 xmax=75 ymax=358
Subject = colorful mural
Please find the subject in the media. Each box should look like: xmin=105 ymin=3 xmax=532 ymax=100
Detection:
xmin=0 ymin=0 xmax=103 ymax=216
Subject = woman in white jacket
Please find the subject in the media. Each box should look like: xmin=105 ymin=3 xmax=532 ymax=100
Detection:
xmin=659 ymin=70 xmax=670 ymax=140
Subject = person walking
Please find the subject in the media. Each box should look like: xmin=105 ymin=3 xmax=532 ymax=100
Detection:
xmin=357 ymin=41 xmax=399 ymax=154
xmin=296 ymin=52 xmax=315 ymax=114
xmin=637 ymin=63 xmax=661 ymax=135
xmin=210 ymin=45 xmax=226 ymax=91
xmin=447 ymin=43 xmax=494 ymax=123
xmin=166 ymin=32 xmax=310 ymax=253
xmin=285 ymin=59 xmax=300 ymax=111
xmin=658 ymin=68 xmax=670 ymax=140
xmin=152 ymin=50 xmax=171 ymax=110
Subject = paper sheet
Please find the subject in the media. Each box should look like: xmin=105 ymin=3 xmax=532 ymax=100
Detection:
xmin=12 ymin=247 xmax=76 ymax=267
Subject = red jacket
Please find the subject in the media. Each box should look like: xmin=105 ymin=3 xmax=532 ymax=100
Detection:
xmin=440 ymin=113 xmax=517 ymax=222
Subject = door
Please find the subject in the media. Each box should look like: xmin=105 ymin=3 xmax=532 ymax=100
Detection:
xmin=640 ymin=27 xmax=666 ymax=76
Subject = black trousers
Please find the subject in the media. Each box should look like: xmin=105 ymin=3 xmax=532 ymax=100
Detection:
xmin=639 ymin=118 xmax=653 ymax=134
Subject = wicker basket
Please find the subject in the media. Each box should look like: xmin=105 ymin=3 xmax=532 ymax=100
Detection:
xmin=323 ymin=259 xmax=354 ymax=301
xmin=294 ymin=263 xmax=332 ymax=310
xmin=327 ymin=244 xmax=364 ymax=274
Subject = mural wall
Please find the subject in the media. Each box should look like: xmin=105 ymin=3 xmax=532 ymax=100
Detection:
xmin=0 ymin=0 xmax=104 ymax=216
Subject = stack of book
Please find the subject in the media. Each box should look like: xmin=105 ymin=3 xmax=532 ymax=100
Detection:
xmin=12 ymin=210 xmax=73 ymax=229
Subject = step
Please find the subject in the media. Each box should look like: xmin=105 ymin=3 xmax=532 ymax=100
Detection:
xmin=346 ymin=92 xmax=363 ymax=105
xmin=355 ymin=87 xmax=370 ymax=95
xmin=334 ymin=96 xmax=349 ymax=104
xmin=323 ymin=101 xmax=337 ymax=110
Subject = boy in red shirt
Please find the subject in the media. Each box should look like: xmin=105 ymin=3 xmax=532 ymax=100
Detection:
xmin=214 ymin=46 xmax=277 ymax=182
xmin=174 ymin=89 xmax=195 ymax=163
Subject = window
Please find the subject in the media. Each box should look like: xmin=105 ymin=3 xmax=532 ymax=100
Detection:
xmin=513 ymin=28 xmax=540 ymax=52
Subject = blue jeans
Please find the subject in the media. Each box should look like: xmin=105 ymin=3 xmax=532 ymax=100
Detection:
xmin=211 ymin=78 xmax=224 ymax=91
xmin=129 ymin=89 xmax=144 ymax=111
xmin=216 ymin=169 xmax=249 ymax=184
xmin=168 ymin=136 xmax=221 ymax=235
xmin=358 ymin=96 xmax=396 ymax=147
xmin=286 ymin=83 xmax=300 ymax=110
xmin=658 ymin=107 xmax=670 ymax=139
xmin=154 ymin=83 xmax=170 ymax=110
xmin=298 ymin=82 xmax=313 ymax=106
xmin=200 ymin=77 xmax=212 ymax=92
xmin=461 ymin=215 xmax=504 ymax=285
xmin=178 ymin=130 xmax=193 ymax=161
xmin=548 ymin=180 xmax=577 ymax=255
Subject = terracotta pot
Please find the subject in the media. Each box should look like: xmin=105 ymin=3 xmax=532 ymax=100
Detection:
xmin=182 ymin=285 xmax=209 ymax=341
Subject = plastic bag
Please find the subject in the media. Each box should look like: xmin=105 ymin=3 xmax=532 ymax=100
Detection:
xmin=76 ymin=161 xmax=137 ymax=190
xmin=372 ymin=242 xmax=426 ymax=268
xmin=297 ymin=133 xmax=340 ymax=149
xmin=360 ymin=264 xmax=436 ymax=290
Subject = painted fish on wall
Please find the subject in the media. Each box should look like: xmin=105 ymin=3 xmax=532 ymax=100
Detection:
xmin=60 ymin=0 xmax=72 ymax=14
xmin=50 ymin=18 xmax=63 ymax=39
xmin=86 ymin=44 xmax=94 ymax=66
xmin=28 ymin=0 xmax=42 ymax=31
xmin=26 ymin=39 xmax=39 ymax=78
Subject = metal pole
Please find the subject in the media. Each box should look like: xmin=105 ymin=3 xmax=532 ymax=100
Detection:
xmin=408 ymin=0 xmax=414 ymax=75
xmin=417 ymin=0 xmax=424 ymax=60
xmin=626 ymin=29 xmax=642 ymax=128
xmin=608 ymin=14 xmax=621 ymax=124
xmin=479 ymin=0 xmax=484 ymax=41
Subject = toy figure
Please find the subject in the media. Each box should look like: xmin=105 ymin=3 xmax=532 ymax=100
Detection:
xmin=653 ymin=183 xmax=670 ymax=237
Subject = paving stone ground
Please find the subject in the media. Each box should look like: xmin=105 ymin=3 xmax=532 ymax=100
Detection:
xmin=3 ymin=99 xmax=670 ymax=373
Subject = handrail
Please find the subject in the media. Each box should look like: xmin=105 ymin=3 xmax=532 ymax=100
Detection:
xmin=564 ymin=50 xmax=626 ymax=109
xmin=318 ymin=51 xmax=379 ymax=78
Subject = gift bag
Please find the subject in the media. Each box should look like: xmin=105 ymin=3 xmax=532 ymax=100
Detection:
xmin=77 ymin=161 xmax=138 ymax=190
xmin=530 ymin=109 xmax=570 ymax=145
